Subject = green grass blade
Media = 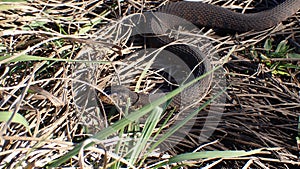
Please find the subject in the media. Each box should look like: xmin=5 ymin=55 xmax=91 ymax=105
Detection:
xmin=148 ymin=86 xmax=227 ymax=153
xmin=0 ymin=111 xmax=29 ymax=131
xmin=129 ymin=107 xmax=163 ymax=165
xmin=168 ymin=149 xmax=264 ymax=163
xmin=0 ymin=54 xmax=111 ymax=64
xmin=288 ymin=53 xmax=300 ymax=58
xmin=47 ymin=63 xmax=222 ymax=168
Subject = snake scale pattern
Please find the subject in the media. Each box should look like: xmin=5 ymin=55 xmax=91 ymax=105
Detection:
xmin=104 ymin=0 xmax=300 ymax=109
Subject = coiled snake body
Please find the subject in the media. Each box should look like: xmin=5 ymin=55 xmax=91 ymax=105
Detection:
xmin=103 ymin=0 xmax=300 ymax=109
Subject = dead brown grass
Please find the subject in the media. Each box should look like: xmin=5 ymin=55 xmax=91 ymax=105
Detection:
xmin=0 ymin=0 xmax=299 ymax=168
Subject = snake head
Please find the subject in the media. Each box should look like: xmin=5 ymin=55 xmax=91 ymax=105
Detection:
xmin=100 ymin=85 xmax=140 ymax=108
xmin=101 ymin=85 xmax=165 ymax=109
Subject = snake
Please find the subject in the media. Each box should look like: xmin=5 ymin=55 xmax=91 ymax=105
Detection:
xmin=102 ymin=0 xmax=300 ymax=109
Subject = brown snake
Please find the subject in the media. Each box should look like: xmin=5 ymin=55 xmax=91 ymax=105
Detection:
xmin=102 ymin=0 xmax=300 ymax=109
xmin=158 ymin=0 xmax=300 ymax=32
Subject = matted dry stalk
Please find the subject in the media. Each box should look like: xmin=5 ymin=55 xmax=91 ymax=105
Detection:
xmin=0 ymin=0 xmax=299 ymax=168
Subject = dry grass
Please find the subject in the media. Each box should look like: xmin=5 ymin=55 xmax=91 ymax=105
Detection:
xmin=0 ymin=0 xmax=299 ymax=168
